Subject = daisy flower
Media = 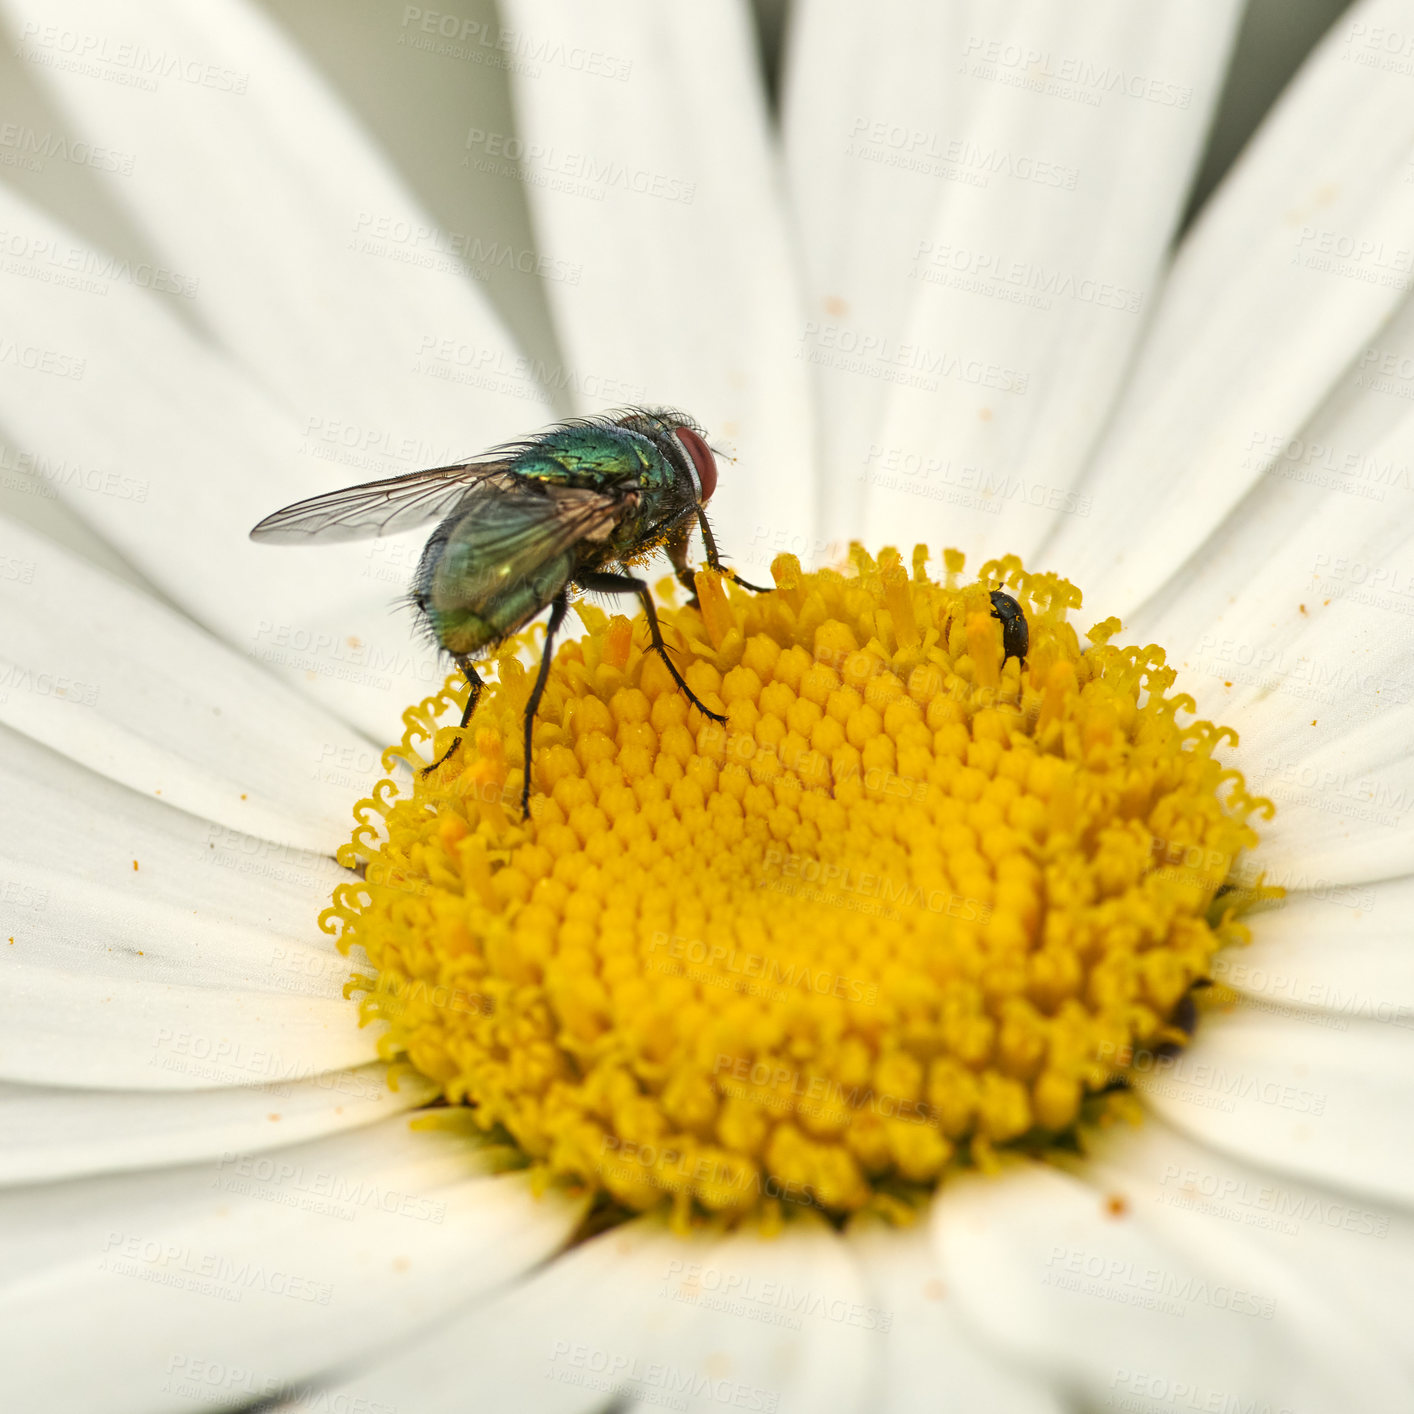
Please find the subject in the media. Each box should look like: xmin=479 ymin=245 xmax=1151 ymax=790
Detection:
xmin=2 ymin=2 xmax=1413 ymax=1412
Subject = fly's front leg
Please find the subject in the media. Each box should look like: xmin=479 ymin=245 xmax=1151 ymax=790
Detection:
xmin=577 ymin=571 xmax=726 ymax=724
xmin=520 ymin=593 xmax=570 ymax=819
xmin=695 ymin=509 xmax=769 ymax=593
xmin=424 ymin=656 xmax=484 ymax=774
xmin=665 ymin=522 xmax=699 ymax=602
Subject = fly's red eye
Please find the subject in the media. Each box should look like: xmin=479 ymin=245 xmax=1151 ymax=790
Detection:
xmin=672 ymin=426 xmax=718 ymax=504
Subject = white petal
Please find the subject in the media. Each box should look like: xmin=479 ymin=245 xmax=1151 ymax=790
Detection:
xmin=256 ymin=1217 xmax=705 ymax=1414
xmin=0 ymin=514 xmax=376 ymax=853
xmin=1135 ymin=1005 xmax=1414 ymax=1207
xmin=847 ymin=1218 xmax=1066 ymax=1414
xmin=1214 ymin=878 xmax=1414 ymax=1023
xmin=850 ymin=0 xmax=1241 ymax=560
xmin=0 ymin=1064 xmax=435 ymax=1186
xmin=502 ymin=0 xmax=817 ymax=583
xmin=0 ymin=727 xmax=375 ymax=1088
xmin=263 ymin=1215 xmax=874 ymax=1414
xmin=624 ymin=1218 xmax=874 ymax=1414
xmin=1048 ymin=0 xmax=1414 ymax=612
xmin=1083 ymin=1113 xmax=1414 ymax=1374
xmin=0 ymin=183 xmax=461 ymax=742
xmin=933 ymin=1161 xmax=1412 ymax=1413
xmin=0 ymin=1116 xmax=586 ymax=1414
xmin=782 ymin=0 xmax=975 ymax=543
xmin=1118 ymin=396 xmax=1414 ymax=886
xmin=5 ymin=0 xmax=548 ymax=446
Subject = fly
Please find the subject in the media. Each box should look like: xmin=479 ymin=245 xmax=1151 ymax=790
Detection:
xmin=250 ymin=407 xmax=765 ymax=818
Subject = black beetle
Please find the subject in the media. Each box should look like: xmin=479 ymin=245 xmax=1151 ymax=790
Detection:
xmin=989 ymin=590 xmax=1028 ymax=665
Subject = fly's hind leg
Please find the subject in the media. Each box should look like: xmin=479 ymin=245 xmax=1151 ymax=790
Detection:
xmin=577 ymin=571 xmax=727 ymax=726
xmin=520 ymin=593 xmax=570 ymax=820
xmin=423 ymin=655 xmax=484 ymax=774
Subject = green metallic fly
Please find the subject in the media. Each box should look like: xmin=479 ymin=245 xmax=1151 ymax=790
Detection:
xmin=250 ymin=407 xmax=765 ymax=815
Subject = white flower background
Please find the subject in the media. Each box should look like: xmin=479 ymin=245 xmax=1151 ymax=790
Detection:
xmin=2 ymin=0 xmax=1414 ymax=1410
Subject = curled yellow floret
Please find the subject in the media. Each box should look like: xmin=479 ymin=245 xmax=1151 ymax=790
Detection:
xmin=323 ymin=547 xmax=1270 ymax=1226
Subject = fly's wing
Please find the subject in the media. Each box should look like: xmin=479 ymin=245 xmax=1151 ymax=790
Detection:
xmin=249 ymin=461 xmax=519 ymax=544
xmin=447 ymin=477 xmax=632 ymax=579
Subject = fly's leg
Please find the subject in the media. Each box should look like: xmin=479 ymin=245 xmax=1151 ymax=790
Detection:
xmin=665 ymin=522 xmax=700 ymax=601
xmin=577 ymin=571 xmax=727 ymax=725
xmin=423 ymin=656 xmax=484 ymax=774
xmin=695 ymin=510 xmax=769 ymax=593
xmin=520 ymin=593 xmax=570 ymax=820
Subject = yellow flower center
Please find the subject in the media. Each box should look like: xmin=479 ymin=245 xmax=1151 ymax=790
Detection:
xmin=324 ymin=547 xmax=1269 ymax=1227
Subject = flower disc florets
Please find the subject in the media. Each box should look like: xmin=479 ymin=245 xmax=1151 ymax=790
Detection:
xmin=325 ymin=547 xmax=1268 ymax=1227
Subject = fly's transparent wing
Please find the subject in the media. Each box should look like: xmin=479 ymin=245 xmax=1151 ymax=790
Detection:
xmin=449 ymin=478 xmax=631 ymax=572
xmin=249 ymin=461 xmax=516 ymax=544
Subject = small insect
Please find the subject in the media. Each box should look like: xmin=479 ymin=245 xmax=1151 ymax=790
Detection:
xmin=251 ymin=407 xmax=765 ymax=817
xmin=989 ymin=589 xmax=1028 ymax=665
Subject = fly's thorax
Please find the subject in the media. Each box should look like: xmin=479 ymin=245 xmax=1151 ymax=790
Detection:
xmin=519 ymin=423 xmax=669 ymax=491
xmin=604 ymin=491 xmax=697 ymax=566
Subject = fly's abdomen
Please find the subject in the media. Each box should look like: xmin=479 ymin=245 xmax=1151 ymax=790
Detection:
xmin=417 ymin=526 xmax=574 ymax=656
